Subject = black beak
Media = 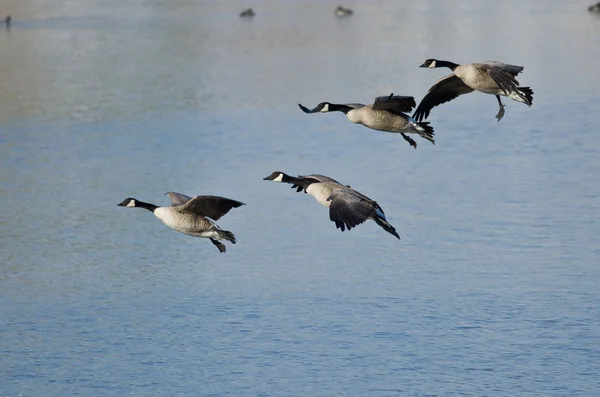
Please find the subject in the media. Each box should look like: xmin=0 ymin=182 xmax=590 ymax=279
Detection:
xmin=419 ymin=62 xmax=428 ymax=68
xmin=298 ymin=103 xmax=318 ymax=114
xmin=117 ymin=202 xmax=125 ymax=206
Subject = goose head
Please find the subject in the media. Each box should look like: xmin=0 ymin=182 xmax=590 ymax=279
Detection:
xmin=419 ymin=59 xmax=440 ymax=68
xmin=117 ymin=197 xmax=139 ymax=207
xmin=298 ymin=102 xmax=332 ymax=113
xmin=263 ymin=171 xmax=290 ymax=182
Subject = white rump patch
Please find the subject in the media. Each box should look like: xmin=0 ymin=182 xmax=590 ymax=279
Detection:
xmin=273 ymin=173 xmax=284 ymax=182
xmin=126 ymin=200 xmax=136 ymax=207
xmin=320 ymin=103 xmax=330 ymax=112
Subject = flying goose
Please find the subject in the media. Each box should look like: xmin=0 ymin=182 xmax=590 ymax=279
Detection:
xmin=335 ymin=6 xmax=353 ymax=17
xmin=413 ymin=59 xmax=534 ymax=122
xmin=240 ymin=8 xmax=255 ymax=18
xmin=298 ymin=94 xmax=434 ymax=149
xmin=263 ymin=171 xmax=400 ymax=239
xmin=117 ymin=192 xmax=245 ymax=253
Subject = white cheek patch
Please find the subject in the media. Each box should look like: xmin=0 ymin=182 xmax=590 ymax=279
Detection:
xmin=273 ymin=173 xmax=284 ymax=182
xmin=428 ymin=60 xmax=436 ymax=68
xmin=320 ymin=104 xmax=329 ymax=112
xmin=126 ymin=200 xmax=136 ymax=207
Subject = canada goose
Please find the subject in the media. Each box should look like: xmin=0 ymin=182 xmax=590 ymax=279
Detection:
xmin=335 ymin=6 xmax=353 ymax=17
xmin=589 ymin=2 xmax=600 ymax=12
xmin=413 ymin=59 xmax=534 ymax=122
xmin=240 ymin=8 xmax=255 ymax=18
xmin=298 ymin=94 xmax=434 ymax=149
xmin=263 ymin=171 xmax=400 ymax=239
xmin=117 ymin=192 xmax=245 ymax=253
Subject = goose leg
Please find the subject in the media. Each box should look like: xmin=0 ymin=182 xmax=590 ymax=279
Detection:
xmin=210 ymin=238 xmax=226 ymax=253
xmin=495 ymin=95 xmax=505 ymax=122
xmin=401 ymin=133 xmax=417 ymax=149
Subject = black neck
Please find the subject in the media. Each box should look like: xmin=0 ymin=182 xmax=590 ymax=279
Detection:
xmin=436 ymin=60 xmax=460 ymax=71
xmin=136 ymin=200 xmax=159 ymax=212
xmin=329 ymin=103 xmax=353 ymax=114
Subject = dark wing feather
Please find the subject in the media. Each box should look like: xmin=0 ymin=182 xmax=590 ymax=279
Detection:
xmin=484 ymin=65 xmax=520 ymax=95
xmin=482 ymin=61 xmax=524 ymax=76
xmin=178 ymin=195 xmax=245 ymax=220
xmin=165 ymin=192 xmax=193 ymax=206
xmin=298 ymin=174 xmax=341 ymax=184
xmin=372 ymin=94 xmax=416 ymax=114
xmin=327 ymin=189 xmax=374 ymax=232
xmin=413 ymin=74 xmax=475 ymax=122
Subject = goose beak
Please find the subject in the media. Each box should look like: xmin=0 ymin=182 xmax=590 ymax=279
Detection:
xmin=419 ymin=62 xmax=428 ymax=68
xmin=298 ymin=103 xmax=318 ymax=114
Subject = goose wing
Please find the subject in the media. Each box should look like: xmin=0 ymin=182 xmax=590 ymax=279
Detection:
xmin=298 ymin=174 xmax=341 ymax=184
xmin=482 ymin=61 xmax=524 ymax=76
xmin=372 ymin=94 xmax=416 ymax=114
xmin=165 ymin=191 xmax=193 ymax=206
xmin=178 ymin=195 xmax=245 ymax=220
xmin=292 ymin=174 xmax=344 ymax=193
xmin=327 ymin=189 xmax=375 ymax=232
xmin=479 ymin=62 xmax=521 ymax=95
xmin=413 ymin=74 xmax=474 ymax=122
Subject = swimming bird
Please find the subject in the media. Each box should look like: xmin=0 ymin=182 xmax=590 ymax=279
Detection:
xmin=117 ymin=192 xmax=245 ymax=253
xmin=335 ymin=6 xmax=353 ymax=17
xmin=589 ymin=2 xmax=600 ymax=12
xmin=240 ymin=8 xmax=255 ymax=18
xmin=263 ymin=171 xmax=400 ymax=239
xmin=413 ymin=59 xmax=534 ymax=122
xmin=298 ymin=94 xmax=435 ymax=149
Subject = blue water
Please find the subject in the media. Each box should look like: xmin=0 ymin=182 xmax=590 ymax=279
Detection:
xmin=1 ymin=1 xmax=599 ymax=396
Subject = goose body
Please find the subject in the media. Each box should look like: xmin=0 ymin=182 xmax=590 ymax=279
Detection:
xmin=264 ymin=171 xmax=400 ymax=239
xmin=118 ymin=193 xmax=245 ymax=253
xmin=335 ymin=6 xmax=353 ymax=17
xmin=240 ymin=8 xmax=255 ymax=18
xmin=299 ymin=94 xmax=435 ymax=148
xmin=414 ymin=59 xmax=534 ymax=122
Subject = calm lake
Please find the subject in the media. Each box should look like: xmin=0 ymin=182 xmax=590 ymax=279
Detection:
xmin=1 ymin=0 xmax=599 ymax=396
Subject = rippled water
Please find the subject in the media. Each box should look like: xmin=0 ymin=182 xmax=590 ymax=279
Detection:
xmin=1 ymin=1 xmax=599 ymax=396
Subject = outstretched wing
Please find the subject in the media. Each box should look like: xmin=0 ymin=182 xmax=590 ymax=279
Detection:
xmin=327 ymin=189 xmax=375 ymax=232
xmin=413 ymin=74 xmax=474 ymax=122
xmin=480 ymin=62 xmax=521 ymax=95
xmin=178 ymin=195 xmax=245 ymax=220
xmin=165 ymin=191 xmax=193 ymax=206
xmin=482 ymin=61 xmax=524 ymax=76
xmin=372 ymin=94 xmax=416 ymax=115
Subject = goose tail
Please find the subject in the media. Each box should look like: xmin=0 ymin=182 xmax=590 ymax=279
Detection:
xmin=216 ymin=229 xmax=237 ymax=244
xmin=410 ymin=121 xmax=435 ymax=145
xmin=373 ymin=216 xmax=401 ymax=240
xmin=510 ymin=87 xmax=534 ymax=106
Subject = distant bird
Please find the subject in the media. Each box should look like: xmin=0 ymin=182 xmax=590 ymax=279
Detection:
xmin=240 ymin=8 xmax=255 ymax=18
xmin=335 ymin=6 xmax=353 ymax=17
xmin=414 ymin=59 xmax=533 ymax=122
xmin=589 ymin=2 xmax=600 ymax=12
xmin=263 ymin=171 xmax=400 ymax=239
xmin=298 ymin=94 xmax=434 ymax=149
xmin=118 ymin=192 xmax=245 ymax=253
xmin=3 ymin=15 xmax=11 ymax=27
